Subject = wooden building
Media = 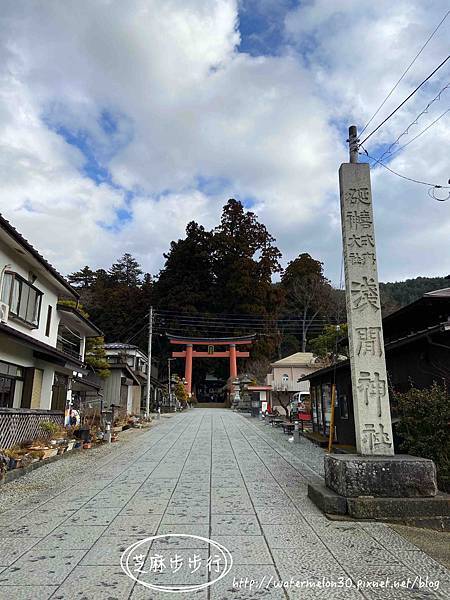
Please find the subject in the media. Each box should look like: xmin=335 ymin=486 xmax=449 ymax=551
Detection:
xmin=301 ymin=289 xmax=450 ymax=449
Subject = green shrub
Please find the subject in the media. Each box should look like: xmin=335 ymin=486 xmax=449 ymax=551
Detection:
xmin=395 ymin=382 xmax=450 ymax=491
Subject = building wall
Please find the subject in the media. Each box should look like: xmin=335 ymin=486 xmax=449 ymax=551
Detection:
xmin=0 ymin=332 xmax=56 ymax=409
xmin=132 ymin=386 xmax=141 ymax=415
xmin=267 ymin=365 xmax=313 ymax=392
xmin=0 ymin=240 xmax=66 ymax=347
xmin=102 ymin=370 xmax=122 ymax=408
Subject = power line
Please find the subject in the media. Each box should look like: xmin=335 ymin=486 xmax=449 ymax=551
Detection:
xmin=360 ymin=10 xmax=450 ymax=136
xmin=377 ymin=83 xmax=450 ymax=161
xmin=155 ymin=316 xmax=337 ymax=326
xmin=155 ymin=311 xmax=338 ymax=324
xmin=359 ymin=54 xmax=450 ymax=147
xmin=387 ymin=107 xmax=450 ymax=158
xmin=360 ymin=146 xmax=450 ymax=191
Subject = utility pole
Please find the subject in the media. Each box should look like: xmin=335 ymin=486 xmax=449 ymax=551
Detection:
xmin=348 ymin=124 xmax=359 ymax=163
xmin=145 ymin=307 xmax=153 ymax=418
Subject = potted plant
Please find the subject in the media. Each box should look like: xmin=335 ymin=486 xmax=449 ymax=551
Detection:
xmin=40 ymin=420 xmax=61 ymax=442
xmin=3 ymin=448 xmax=22 ymax=470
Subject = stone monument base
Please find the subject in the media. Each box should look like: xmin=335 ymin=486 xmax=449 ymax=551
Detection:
xmin=307 ymin=454 xmax=450 ymax=530
xmin=325 ymin=454 xmax=437 ymax=498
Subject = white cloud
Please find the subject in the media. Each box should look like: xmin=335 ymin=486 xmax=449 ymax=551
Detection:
xmin=0 ymin=0 xmax=449 ymax=284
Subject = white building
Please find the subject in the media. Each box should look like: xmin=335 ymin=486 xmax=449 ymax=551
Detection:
xmin=265 ymin=352 xmax=319 ymax=410
xmin=0 ymin=214 xmax=101 ymax=445
xmin=104 ymin=343 xmax=162 ymax=415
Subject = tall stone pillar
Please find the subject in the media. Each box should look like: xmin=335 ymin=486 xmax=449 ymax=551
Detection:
xmin=184 ymin=344 xmax=193 ymax=395
xmin=339 ymin=162 xmax=394 ymax=456
xmin=307 ymin=135 xmax=439 ymax=516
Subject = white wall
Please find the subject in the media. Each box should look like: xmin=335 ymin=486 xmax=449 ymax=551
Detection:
xmin=0 ymin=333 xmax=56 ymax=409
xmin=267 ymin=365 xmax=312 ymax=392
xmin=0 ymin=240 xmax=66 ymax=347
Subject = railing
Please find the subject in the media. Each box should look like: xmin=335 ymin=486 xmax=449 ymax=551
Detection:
xmin=56 ymin=338 xmax=82 ymax=361
xmin=0 ymin=408 xmax=64 ymax=449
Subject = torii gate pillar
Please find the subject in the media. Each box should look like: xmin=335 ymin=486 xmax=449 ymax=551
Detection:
xmin=229 ymin=344 xmax=237 ymax=380
xmin=184 ymin=344 xmax=193 ymax=395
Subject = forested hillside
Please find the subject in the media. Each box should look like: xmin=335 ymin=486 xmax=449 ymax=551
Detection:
xmin=66 ymin=199 xmax=450 ymax=369
xmin=380 ymin=276 xmax=450 ymax=314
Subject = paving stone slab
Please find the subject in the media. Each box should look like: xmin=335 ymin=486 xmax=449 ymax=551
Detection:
xmin=211 ymin=514 xmax=261 ymax=536
xmin=0 ymin=585 xmax=58 ymax=599
xmin=160 ymin=514 xmax=210 ymax=525
xmin=80 ymin=536 xmax=143 ymax=566
xmin=0 ymin=537 xmax=40 ymax=567
xmin=104 ymin=514 xmax=162 ymax=537
xmin=66 ymin=507 xmax=122 ymax=526
xmin=262 ymin=524 xmax=322 ymax=549
xmin=121 ymin=501 xmax=169 ymax=516
xmin=36 ymin=524 xmax=107 ymax=549
xmin=0 ymin=549 xmax=85 ymax=586
xmin=213 ymin=535 xmax=273 ymax=565
xmin=51 ymin=566 xmax=134 ymax=599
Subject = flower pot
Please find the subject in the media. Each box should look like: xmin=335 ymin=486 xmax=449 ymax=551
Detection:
xmin=83 ymin=442 xmax=92 ymax=449
xmin=79 ymin=427 xmax=91 ymax=442
xmin=42 ymin=448 xmax=58 ymax=459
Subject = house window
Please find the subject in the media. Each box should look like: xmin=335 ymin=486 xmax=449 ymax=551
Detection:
xmin=0 ymin=361 xmax=24 ymax=408
xmin=0 ymin=376 xmax=15 ymax=407
xmin=45 ymin=305 xmax=52 ymax=337
xmin=1 ymin=272 xmax=42 ymax=328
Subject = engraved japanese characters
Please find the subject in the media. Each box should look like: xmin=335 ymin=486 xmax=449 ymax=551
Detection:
xmin=339 ymin=164 xmax=394 ymax=456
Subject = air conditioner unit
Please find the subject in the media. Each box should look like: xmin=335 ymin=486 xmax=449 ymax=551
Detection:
xmin=0 ymin=302 xmax=9 ymax=323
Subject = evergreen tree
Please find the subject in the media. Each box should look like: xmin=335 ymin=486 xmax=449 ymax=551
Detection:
xmin=153 ymin=222 xmax=214 ymax=314
xmin=67 ymin=266 xmax=97 ymax=288
xmin=109 ymin=253 xmax=143 ymax=286
xmin=212 ymin=199 xmax=282 ymax=315
xmin=85 ymin=337 xmax=111 ymax=378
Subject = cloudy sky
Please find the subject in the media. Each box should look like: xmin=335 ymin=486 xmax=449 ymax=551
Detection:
xmin=1 ymin=0 xmax=449 ymax=284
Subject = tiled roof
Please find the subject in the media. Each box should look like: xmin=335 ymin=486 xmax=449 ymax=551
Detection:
xmin=0 ymin=213 xmax=77 ymax=297
xmin=104 ymin=343 xmax=139 ymax=350
xmin=271 ymin=352 xmax=316 ymax=367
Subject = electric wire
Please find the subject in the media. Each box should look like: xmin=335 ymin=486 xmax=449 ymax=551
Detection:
xmin=359 ymin=54 xmax=450 ymax=147
xmin=386 ymin=107 xmax=450 ymax=158
xmin=360 ymin=146 xmax=450 ymax=190
xmin=377 ymin=83 xmax=450 ymax=161
xmin=359 ymin=10 xmax=450 ymax=136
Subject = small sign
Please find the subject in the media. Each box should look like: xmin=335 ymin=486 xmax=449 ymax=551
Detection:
xmin=208 ymin=345 xmax=214 ymax=355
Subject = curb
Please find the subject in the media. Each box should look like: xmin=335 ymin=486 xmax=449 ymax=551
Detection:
xmin=0 ymin=447 xmax=84 ymax=486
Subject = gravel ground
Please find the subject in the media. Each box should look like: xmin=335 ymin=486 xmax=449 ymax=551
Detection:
xmin=0 ymin=415 xmax=173 ymax=513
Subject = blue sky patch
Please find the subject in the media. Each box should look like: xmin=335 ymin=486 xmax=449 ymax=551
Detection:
xmin=238 ymin=0 xmax=298 ymax=56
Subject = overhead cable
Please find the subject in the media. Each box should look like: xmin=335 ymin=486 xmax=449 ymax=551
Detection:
xmin=359 ymin=54 xmax=450 ymax=147
xmin=360 ymin=10 xmax=450 ymax=136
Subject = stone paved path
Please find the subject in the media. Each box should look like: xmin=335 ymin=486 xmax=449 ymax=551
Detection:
xmin=0 ymin=409 xmax=448 ymax=599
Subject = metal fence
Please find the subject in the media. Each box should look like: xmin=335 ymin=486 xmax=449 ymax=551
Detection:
xmin=0 ymin=408 xmax=65 ymax=449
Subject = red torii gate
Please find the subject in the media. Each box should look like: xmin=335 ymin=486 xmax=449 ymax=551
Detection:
xmin=167 ymin=334 xmax=255 ymax=395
